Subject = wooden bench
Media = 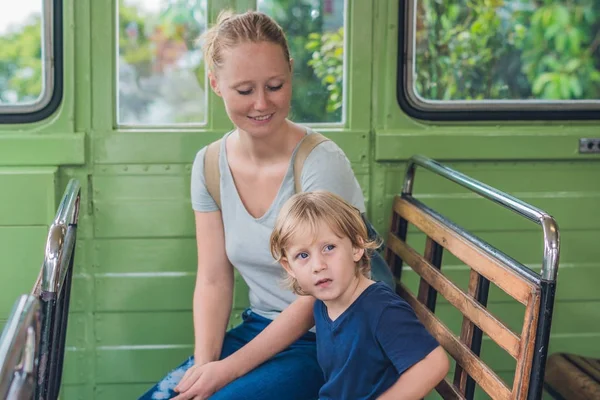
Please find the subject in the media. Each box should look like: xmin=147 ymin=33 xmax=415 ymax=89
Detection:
xmin=544 ymin=353 xmax=600 ymax=400
xmin=384 ymin=156 xmax=560 ymax=400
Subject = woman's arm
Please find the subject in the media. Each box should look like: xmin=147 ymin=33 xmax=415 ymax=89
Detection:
xmin=173 ymin=293 xmax=315 ymax=399
xmin=377 ymin=346 xmax=450 ymax=400
xmin=192 ymin=210 xmax=234 ymax=364
xmin=223 ymin=294 xmax=316 ymax=378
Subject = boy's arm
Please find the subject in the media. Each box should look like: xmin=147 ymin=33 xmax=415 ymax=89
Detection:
xmin=377 ymin=346 xmax=450 ymax=400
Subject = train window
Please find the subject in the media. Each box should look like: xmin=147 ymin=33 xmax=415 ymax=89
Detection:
xmin=258 ymin=0 xmax=346 ymax=124
xmin=117 ymin=0 xmax=208 ymax=126
xmin=399 ymin=0 xmax=600 ymax=119
xmin=0 ymin=0 xmax=59 ymax=120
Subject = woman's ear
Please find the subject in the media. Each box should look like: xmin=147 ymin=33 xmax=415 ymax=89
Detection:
xmin=209 ymin=71 xmax=222 ymax=97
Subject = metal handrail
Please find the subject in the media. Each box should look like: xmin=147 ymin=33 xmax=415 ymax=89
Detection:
xmin=402 ymin=155 xmax=560 ymax=281
xmin=41 ymin=179 xmax=81 ymax=294
xmin=33 ymin=179 xmax=81 ymax=400
xmin=0 ymin=295 xmax=41 ymax=400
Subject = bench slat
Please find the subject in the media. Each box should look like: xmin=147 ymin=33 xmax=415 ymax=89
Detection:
xmin=393 ymin=197 xmax=535 ymax=306
xmin=436 ymin=378 xmax=467 ymax=400
xmin=512 ymin=293 xmax=540 ymax=399
xmin=388 ymin=234 xmax=521 ymax=359
xmin=454 ymin=269 xmax=484 ymax=392
xmin=397 ymin=283 xmax=512 ymax=400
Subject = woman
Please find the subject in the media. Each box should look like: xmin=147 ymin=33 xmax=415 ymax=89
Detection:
xmin=140 ymin=10 xmax=386 ymax=400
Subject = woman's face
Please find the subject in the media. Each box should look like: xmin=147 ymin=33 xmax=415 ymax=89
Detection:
xmin=210 ymin=41 xmax=293 ymax=139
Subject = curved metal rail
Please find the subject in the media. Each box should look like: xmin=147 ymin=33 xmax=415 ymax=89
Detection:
xmin=0 ymin=295 xmax=42 ymax=400
xmin=400 ymin=155 xmax=560 ymax=400
xmin=32 ymin=179 xmax=81 ymax=400
xmin=403 ymin=155 xmax=560 ymax=281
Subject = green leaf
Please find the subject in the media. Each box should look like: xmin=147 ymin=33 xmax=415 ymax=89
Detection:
xmin=532 ymin=73 xmax=553 ymax=94
xmin=564 ymin=59 xmax=581 ymax=73
xmin=555 ymin=33 xmax=567 ymax=52
xmin=559 ymin=76 xmax=571 ymax=98
xmin=569 ymin=76 xmax=583 ymax=98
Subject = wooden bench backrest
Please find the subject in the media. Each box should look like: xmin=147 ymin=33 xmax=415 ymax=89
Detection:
xmin=385 ymin=195 xmax=542 ymax=400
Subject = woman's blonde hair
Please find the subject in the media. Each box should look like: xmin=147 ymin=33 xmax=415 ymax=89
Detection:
xmin=198 ymin=9 xmax=291 ymax=73
xmin=270 ymin=191 xmax=380 ymax=295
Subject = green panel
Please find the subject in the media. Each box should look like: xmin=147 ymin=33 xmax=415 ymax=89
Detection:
xmin=0 ymin=226 xmax=49 ymax=317
xmin=0 ymin=168 xmax=57 ymax=225
xmin=95 ymin=384 xmax=152 ymax=400
xmin=0 ymin=134 xmax=85 ymax=166
xmin=64 ymin=313 xmax=88 ymax=348
xmin=95 ymin=312 xmax=193 ymax=346
xmin=96 ymin=347 xmax=192 ymax=383
xmin=384 ymin=161 xmax=600 ymax=194
xmin=94 ymin=275 xmax=194 ymax=312
xmin=60 ymin=385 xmax=94 ymax=400
xmin=94 ymin=239 xmax=197 ymax=273
xmin=93 ymin=173 xmax=191 ymax=200
xmin=70 ymin=274 xmax=92 ymax=313
xmin=94 ymin=131 xmax=369 ymax=164
xmin=400 ymin=264 xmax=600 ymax=303
xmin=375 ymin=130 xmax=600 ymax=161
xmin=62 ymin=349 xmax=92 ymax=385
xmin=94 ymin=200 xmax=194 ymax=238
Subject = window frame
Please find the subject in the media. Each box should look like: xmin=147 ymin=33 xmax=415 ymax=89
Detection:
xmin=114 ymin=0 xmax=210 ymax=128
xmin=114 ymin=0 xmax=350 ymax=129
xmin=0 ymin=0 xmax=63 ymax=124
xmin=396 ymin=0 xmax=600 ymax=121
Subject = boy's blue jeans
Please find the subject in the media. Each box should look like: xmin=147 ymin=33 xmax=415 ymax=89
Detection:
xmin=138 ymin=309 xmax=323 ymax=400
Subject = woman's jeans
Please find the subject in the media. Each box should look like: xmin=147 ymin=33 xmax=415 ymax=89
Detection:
xmin=138 ymin=309 xmax=323 ymax=400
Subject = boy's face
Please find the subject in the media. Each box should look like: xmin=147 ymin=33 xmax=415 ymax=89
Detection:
xmin=281 ymin=221 xmax=364 ymax=303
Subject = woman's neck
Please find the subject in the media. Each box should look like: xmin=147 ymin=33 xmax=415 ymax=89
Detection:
xmin=235 ymin=120 xmax=301 ymax=165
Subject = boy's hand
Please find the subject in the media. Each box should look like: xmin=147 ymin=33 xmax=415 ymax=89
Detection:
xmin=172 ymin=359 xmax=236 ymax=400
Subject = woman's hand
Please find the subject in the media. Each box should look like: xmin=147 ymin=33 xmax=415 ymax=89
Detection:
xmin=172 ymin=359 xmax=236 ymax=400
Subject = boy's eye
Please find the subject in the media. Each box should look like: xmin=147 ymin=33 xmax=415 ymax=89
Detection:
xmin=324 ymin=244 xmax=335 ymax=252
xmin=296 ymin=252 xmax=309 ymax=260
xmin=237 ymin=89 xmax=252 ymax=95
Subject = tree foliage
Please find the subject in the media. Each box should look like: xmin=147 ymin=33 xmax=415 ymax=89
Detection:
xmin=306 ymin=27 xmax=344 ymax=120
xmin=415 ymin=0 xmax=600 ymax=101
xmin=0 ymin=15 xmax=43 ymax=104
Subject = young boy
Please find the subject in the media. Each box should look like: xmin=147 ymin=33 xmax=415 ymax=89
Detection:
xmin=270 ymin=191 xmax=450 ymax=400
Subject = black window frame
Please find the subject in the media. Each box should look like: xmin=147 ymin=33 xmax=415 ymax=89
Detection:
xmin=0 ymin=0 xmax=64 ymax=124
xmin=396 ymin=0 xmax=600 ymax=121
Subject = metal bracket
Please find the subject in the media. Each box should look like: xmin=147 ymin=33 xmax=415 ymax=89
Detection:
xmin=579 ymin=138 xmax=600 ymax=154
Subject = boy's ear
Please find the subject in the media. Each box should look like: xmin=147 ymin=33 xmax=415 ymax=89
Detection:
xmin=353 ymin=236 xmax=365 ymax=262
xmin=280 ymin=257 xmax=296 ymax=278
xmin=352 ymin=246 xmax=365 ymax=263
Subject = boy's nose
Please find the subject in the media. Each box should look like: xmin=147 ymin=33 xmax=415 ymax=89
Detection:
xmin=312 ymin=256 xmax=327 ymax=273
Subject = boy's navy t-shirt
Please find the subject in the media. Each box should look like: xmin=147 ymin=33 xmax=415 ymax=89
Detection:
xmin=314 ymin=281 xmax=440 ymax=400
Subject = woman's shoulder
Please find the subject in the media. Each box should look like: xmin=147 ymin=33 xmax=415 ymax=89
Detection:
xmin=192 ymin=131 xmax=232 ymax=170
xmin=301 ymin=127 xmax=349 ymax=163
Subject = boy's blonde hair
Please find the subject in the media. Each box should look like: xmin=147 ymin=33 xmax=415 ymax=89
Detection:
xmin=198 ymin=9 xmax=291 ymax=74
xmin=270 ymin=191 xmax=380 ymax=295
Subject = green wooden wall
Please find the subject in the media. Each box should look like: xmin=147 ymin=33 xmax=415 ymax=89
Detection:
xmin=0 ymin=1 xmax=598 ymax=399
